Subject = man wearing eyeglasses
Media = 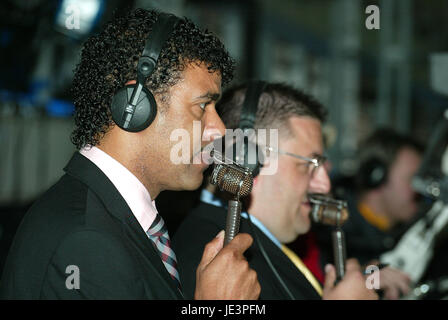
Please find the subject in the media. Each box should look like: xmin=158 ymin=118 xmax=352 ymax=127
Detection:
xmin=172 ymin=82 xmax=377 ymax=300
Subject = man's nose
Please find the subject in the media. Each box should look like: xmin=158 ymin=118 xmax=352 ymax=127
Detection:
xmin=309 ymin=166 xmax=331 ymax=194
xmin=202 ymin=108 xmax=226 ymax=142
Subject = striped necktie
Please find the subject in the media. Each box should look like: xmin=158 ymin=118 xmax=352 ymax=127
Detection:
xmin=146 ymin=214 xmax=181 ymax=291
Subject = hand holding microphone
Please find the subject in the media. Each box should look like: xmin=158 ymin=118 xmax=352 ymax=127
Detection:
xmin=194 ymin=148 xmax=260 ymax=300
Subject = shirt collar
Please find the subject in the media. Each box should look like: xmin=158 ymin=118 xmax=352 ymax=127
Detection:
xmin=357 ymin=201 xmax=391 ymax=231
xmin=80 ymin=146 xmax=158 ymax=232
xmin=200 ymin=189 xmax=282 ymax=248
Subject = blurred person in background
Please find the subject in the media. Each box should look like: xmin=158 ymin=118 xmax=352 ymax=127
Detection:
xmin=315 ymin=128 xmax=424 ymax=299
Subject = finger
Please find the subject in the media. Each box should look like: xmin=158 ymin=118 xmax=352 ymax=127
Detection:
xmin=323 ymin=264 xmax=336 ymax=291
xmin=393 ymin=276 xmax=411 ymax=296
xmin=345 ymin=258 xmax=361 ymax=273
xmin=392 ymin=269 xmax=412 ymax=284
xmin=197 ymin=230 xmax=225 ymax=269
xmin=380 ymin=269 xmax=411 ymax=295
xmin=224 ymin=233 xmax=254 ymax=254
xmin=384 ymin=286 xmax=400 ymax=300
xmin=385 ymin=268 xmax=411 ymax=285
xmin=379 ymin=270 xmax=393 ymax=288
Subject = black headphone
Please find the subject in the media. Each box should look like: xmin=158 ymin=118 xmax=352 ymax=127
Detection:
xmin=110 ymin=13 xmax=180 ymax=132
xmin=232 ymin=80 xmax=266 ymax=177
xmin=358 ymin=157 xmax=389 ymax=189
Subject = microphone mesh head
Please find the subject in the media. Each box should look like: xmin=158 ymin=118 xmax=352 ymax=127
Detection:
xmin=210 ymin=164 xmax=253 ymax=198
xmin=312 ymin=206 xmax=349 ymax=226
xmin=309 ymin=194 xmax=349 ymax=226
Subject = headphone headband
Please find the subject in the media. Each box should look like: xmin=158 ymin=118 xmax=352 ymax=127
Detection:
xmin=239 ymin=80 xmax=266 ymax=130
xmin=138 ymin=13 xmax=180 ymax=82
xmin=232 ymin=80 xmax=267 ymax=177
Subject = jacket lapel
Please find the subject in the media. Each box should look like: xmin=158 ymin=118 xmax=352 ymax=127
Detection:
xmin=122 ymin=213 xmax=184 ymax=298
xmin=249 ymin=225 xmax=322 ymax=299
xmin=64 ymin=152 xmax=183 ymax=299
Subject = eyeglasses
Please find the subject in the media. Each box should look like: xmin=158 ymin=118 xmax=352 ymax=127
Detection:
xmin=266 ymin=146 xmax=327 ymax=176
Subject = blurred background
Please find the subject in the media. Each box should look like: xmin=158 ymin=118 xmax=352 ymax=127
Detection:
xmin=0 ymin=0 xmax=447 ymax=279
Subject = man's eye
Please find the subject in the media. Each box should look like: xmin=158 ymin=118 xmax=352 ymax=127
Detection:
xmin=199 ymin=102 xmax=209 ymax=110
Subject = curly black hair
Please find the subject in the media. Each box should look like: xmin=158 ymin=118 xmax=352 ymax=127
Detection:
xmin=71 ymin=8 xmax=235 ymax=149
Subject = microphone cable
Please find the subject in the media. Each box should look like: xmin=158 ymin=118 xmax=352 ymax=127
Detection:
xmin=245 ymin=211 xmax=295 ymax=300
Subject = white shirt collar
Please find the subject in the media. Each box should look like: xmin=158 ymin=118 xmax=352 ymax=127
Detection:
xmin=80 ymin=145 xmax=158 ymax=232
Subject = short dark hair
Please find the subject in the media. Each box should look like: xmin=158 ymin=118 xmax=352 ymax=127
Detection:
xmin=71 ymin=8 xmax=235 ymax=149
xmin=358 ymin=128 xmax=424 ymax=170
xmin=216 ymin=82 xmax=327 ymax=136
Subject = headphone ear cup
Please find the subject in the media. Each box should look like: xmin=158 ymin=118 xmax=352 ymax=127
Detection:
xmin=359 ymin=158 xmax=388 ymax=189
xmin=111 ymin=84 xmax=157 ymax=132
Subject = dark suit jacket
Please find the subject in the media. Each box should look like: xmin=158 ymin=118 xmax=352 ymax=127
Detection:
xmin=172 ymin=202 xmax=322 ymax=300
xmin=0 ymin=152 xmax=183 ymax=299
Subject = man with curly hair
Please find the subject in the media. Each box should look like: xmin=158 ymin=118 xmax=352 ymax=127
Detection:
xmin=0 ymin=8 xmax=260 ymax=300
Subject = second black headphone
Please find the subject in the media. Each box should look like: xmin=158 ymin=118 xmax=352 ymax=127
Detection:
xmin=110 ymin=13 xmax=180 ymax=132
xmin=232 ymin=80 xmax=266 ymax=177
xmin=358 ymin=157 xmax=389 ymax=189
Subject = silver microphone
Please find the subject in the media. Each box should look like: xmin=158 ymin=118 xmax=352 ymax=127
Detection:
xmin=309 ymin=194 xmax=349 ymax=281
xmin=309 ymin=194 xmax=349 ymax=227
xmin=210 ymin=150 xmax=253 ymax=245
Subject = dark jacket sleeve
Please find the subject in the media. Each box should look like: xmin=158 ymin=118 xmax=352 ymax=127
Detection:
xmin=40 ymin=229 xmax=145 ymax=299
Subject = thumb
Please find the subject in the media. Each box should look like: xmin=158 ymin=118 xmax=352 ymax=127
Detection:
xmin=323 ymin=264 xmax=336 ymax=291
xmin=198 ymin=230 xmax=225 ymax=269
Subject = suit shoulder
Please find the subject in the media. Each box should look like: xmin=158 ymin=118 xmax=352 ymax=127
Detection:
xmin=0 ymin=175 xmax=107 ymax=299
xmin=26 ymin=174 xmax=88 ymax=224
xmin=9 ymin=174 xmax=90 ymax=251
xmin=181 ymin=202 xmax=226 ymax=227
xmin=173 ymin=203 xmax=225 ymax=261
xmin=174 ymin=203 xmax=225 ymax=241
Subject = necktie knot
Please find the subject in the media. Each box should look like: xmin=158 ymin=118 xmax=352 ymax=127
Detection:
xmin=147 ymin=214 xmax=168 ymax=238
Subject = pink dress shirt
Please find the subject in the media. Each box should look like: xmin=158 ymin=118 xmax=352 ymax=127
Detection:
xmin=80 ymin=146 xmax=157 ymax=232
